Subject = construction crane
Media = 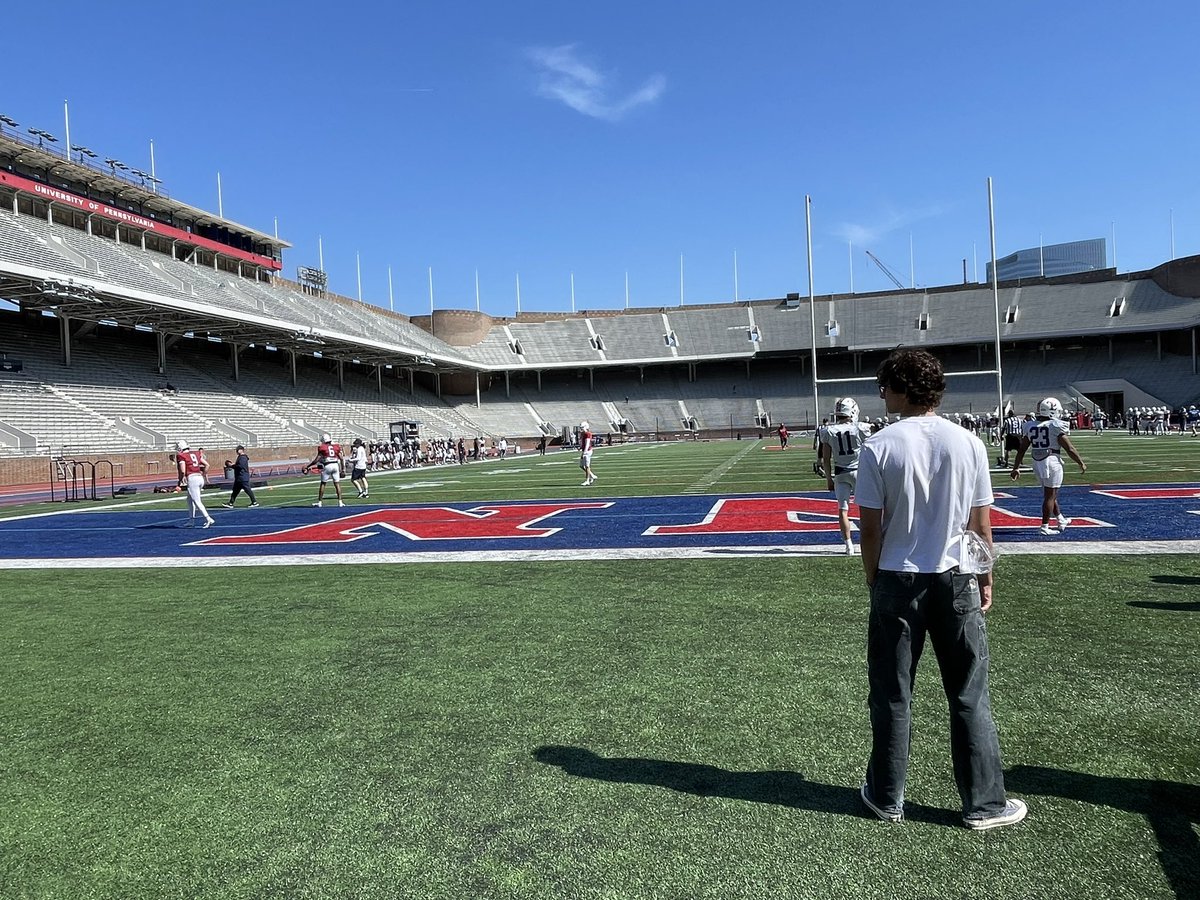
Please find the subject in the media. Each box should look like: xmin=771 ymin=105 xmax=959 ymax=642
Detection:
xmin=864 ymin=250 xmax=907 ymax=290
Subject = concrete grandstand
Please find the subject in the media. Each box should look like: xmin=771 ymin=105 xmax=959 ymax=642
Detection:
xmin=2 ymin=127 xmax=1200 ymax=487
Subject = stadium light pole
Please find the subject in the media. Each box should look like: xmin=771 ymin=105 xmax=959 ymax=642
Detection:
xmin=515 ymin=272 xmax=522 ymax=315
xmin=149 ymin=139 xmax=157 ymax=191
xmin=679 ymin=253 xmax=685 ymax=307
xmin=987 ymin=177 xmax=1005 ymax=419
xmin=848 ymin=241 xmax=854 ymax=294
xmin=356 ymin=252 xmax=362 ymax=302
xmin=388 ymin=266 xmax=395 ymax=312
xmin=805 ymin=194 xmax=819 ymax=425
xmin=318 ymin=235 xmax=325 ymax=273
xmin=217 ymin=172 xmax=224 ymax=219
xmin=428 ymin=266 xmax=434 ymax=315
xmin=733 ymin=250 xmax=739 ymax=302
xmin=570 ymin=271 xmax=576 ymax=313
xmin=62 ymin=100 xmax=71 ymax=161
xmin=624 ymin=271 xmax=629 ymax=309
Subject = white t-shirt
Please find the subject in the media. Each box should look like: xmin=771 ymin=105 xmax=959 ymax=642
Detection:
xmin=855 ymin=414 xmax=993 ymax=574
xmin=351 ymin=446 xmax=368 ymax=470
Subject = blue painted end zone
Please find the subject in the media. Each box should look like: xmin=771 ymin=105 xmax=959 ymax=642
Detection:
xmin=0 ymin=486 xmax=1197 ymax=562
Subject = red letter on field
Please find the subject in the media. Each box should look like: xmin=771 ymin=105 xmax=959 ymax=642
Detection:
xmin=644 ymin=497 xmax=848 ymax=535
xmin=195 ymin=502 xmax=612 ymax=545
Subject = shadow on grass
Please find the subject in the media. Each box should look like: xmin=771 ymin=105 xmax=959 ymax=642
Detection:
xmin=1005 ymin=764 xmax=1199 ymax=900
xmin=532 ymin=745 xmax=959 ymax=827
xmin=1128 ymin=600 xmax=1200 ymax=612
xmin=1150 ymin=575 xmax=1200 ymax=586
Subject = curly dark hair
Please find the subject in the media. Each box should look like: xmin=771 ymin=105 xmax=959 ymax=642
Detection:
xmin=876 ymin=349 xmax=946 ymax=410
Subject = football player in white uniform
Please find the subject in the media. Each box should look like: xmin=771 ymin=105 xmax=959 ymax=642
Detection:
xmin=820 ymin=398 xmax=874 ymax=556
xmin=1009 ymin=398 xmax=1087 ymax=535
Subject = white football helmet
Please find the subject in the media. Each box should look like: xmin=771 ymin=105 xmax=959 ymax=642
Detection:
xmin=175 ymin=440 xmax=189 ymax=451
xmin=834 ymin=398 xmax=860 ymax=422
xmin=1037 ymin=397 xmax=1064 ymax=419
xmin=580 ymin=421 xmax=589 ymax=430
xmin=321 ymin=432 xmax=332 ymax=443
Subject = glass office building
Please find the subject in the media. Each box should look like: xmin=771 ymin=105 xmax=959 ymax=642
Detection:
xmin=986 ymin=238 xmax=1107 ymax=282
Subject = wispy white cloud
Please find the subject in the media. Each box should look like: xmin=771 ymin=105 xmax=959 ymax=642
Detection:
xmin=831 ymin=204 xmax=949 ymax=246
xmin=526 ymin=44 xmax=665 ymax=122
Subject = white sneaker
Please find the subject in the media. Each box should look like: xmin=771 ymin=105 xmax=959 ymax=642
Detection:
xmin=202 ymin=519 xmax=214 ymax=529
xmin=964 ymin=798 xmax=1027 ymax=831
xmin=249 ymin=502 xmax=260 ymax=508
xmin=312 ymin=501 xmax=322 ymax=508
xmin=1056 ymin=515 xmax=1072 ymax=530
xmin=1038 ymin=524 xmax=1055 ymax=536
xmin=845 ymin=541 xmax=856 ymax=557
xmin=581 ymin=480 xmax=591 ymax=486
xmin=338 ymin=501 xmax=345 ymax=507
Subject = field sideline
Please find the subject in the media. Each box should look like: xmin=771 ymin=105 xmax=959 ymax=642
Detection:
xmin=1 ymin=432 xmax=1197 ymax=899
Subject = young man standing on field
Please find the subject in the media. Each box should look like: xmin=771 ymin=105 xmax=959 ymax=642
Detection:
xmin=222 ymin=444 xmax=259 ymax=508
xmin=176 ymin=440 xmax=215 ymax=528
xmin=1009 ymin=398 xmax=1087 ymax=535
xmin=820 ymin=398 xmax=872 ymax=557
xmin=578 ymin=420 xmax=597 ymax=486
xmin=855 ymin=348 xmax=1025 ymax=831
xmin=307 ymin=432 xmax=345 ymax=508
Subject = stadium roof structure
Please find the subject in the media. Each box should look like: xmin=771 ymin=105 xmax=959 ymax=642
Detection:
xmin=0 ymin=130 xmax=287 ymax=253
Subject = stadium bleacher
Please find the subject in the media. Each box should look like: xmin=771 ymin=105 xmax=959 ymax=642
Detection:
xmin=3 ymin=151 xmax=1200 ymax=466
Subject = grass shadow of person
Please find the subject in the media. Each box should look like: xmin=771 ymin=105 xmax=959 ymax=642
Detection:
xmin=1128 ymin=600 xmax=1200 ymax=612
xmin=533 ymin=745 xmax=960 ymax=827
xmin=1005 ymin=764 xmax=1199 ymax=899
xmin=1150 ymin=575 xmax=1200 ymax=586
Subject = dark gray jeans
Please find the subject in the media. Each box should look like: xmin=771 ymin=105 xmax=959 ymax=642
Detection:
xmin=865 ymin=569 xmax=1009 ymax=820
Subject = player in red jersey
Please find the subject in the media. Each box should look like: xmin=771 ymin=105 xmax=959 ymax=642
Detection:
xmin=777 ymin=423 xmax=789 ymax=449
xmin=175 ymin=440 xmax=215 ymax=528
xmin=307 ymin=432 xmax=345 ymax=507
xmin=578 ymin=421 xmax=597 ymax=486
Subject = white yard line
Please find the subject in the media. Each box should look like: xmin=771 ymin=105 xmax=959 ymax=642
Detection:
xmin=2 ymin=539 xmax=1197 ymax=570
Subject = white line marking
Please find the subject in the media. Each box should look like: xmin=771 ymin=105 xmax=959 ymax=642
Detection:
xmin=1 ymin=540 xmax=1198 ymax=569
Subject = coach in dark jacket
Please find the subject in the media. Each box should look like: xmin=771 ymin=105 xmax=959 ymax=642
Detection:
xmin=223 ymin=445 xmax=259 ymax=508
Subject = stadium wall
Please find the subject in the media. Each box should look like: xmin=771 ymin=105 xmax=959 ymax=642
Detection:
xmin=0 ymin=444 xmax=312 ymax=490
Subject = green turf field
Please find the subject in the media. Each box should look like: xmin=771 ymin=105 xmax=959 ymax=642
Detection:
xmin=1 ymin=432 xmax=1197 ymax=899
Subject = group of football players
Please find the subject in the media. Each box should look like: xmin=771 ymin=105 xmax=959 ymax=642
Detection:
xmin=810 ymin=393 xmax=1088 ymax=552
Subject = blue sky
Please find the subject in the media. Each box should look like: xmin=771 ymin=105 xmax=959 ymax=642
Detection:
xmin=2 ymin=1 xmax=1196 ymax=317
